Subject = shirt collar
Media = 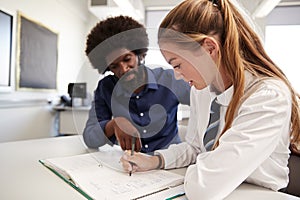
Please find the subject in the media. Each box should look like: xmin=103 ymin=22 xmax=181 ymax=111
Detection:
xmin=215 ymin=71 xmax=255 ymax=107
xmin=146 ymin=67 xmax=159 ymax=90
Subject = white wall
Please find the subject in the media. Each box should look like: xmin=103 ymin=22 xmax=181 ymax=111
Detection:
xmin=0 ymin=0 xmax=100 ymax=142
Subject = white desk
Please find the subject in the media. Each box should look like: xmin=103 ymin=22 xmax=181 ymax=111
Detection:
xmin=0 ymin=135 xmax=299 ymax=200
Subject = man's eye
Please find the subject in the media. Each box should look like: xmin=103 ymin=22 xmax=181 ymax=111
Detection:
xmin=123 ymin=56 xmax=132 ymax=62
xmin=109 ymin=65 xmax=117 ymax=69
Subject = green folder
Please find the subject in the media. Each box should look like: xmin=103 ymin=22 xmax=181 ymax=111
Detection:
xmin=39 ymin=159 xmax=92 ymax=200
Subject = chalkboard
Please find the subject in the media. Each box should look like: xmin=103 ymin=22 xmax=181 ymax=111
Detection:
xmin=17 ymin=13 xmax=58 ymax=90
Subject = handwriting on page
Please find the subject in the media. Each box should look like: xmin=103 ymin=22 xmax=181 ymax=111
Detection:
xmin=70 ymin=166 xmax=183 ymax=200
xmin=44 ymin=148 xmax=184 ymax=200
xmin=110 ymin=172 xmax=176 ymax=194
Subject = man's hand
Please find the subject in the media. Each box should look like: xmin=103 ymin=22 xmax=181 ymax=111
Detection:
xmin=112 ymin=117 xmax=142 ymax=151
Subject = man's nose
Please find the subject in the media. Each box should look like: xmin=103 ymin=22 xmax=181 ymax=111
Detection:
xmin=119 ymin=62 xmax=130 ymax=73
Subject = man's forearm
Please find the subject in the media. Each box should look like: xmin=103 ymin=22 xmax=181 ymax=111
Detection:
xmin=104 ymin=119 xmax=115 ymax=138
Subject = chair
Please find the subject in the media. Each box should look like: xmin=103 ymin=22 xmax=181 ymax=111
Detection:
xmin=286 ymin=153 xmax=300 ymax=197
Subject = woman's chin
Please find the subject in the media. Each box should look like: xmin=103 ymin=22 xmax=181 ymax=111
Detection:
xmin=190 ymin=81 xmax=207 ymax=90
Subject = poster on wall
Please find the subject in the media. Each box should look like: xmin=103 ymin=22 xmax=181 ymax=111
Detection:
xmin=17 ymin=12 xmax=58 ymax=91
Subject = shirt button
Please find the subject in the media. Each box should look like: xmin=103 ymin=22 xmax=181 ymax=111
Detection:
xmin=140 ymin=113 xmax=144 ymax=117
xmin=145 ymin=144 xmax=148 ymax=148
xmin=136 ymin=95 xmax=139 ymax=99
xmin=143 ymin=129 xmax=147 ymax=133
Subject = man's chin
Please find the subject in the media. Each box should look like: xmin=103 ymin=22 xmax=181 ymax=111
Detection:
xmin=121 ymin=79 xmax=138 ymax=91
xmin=123 ymin=73 xmax=135 ymax=82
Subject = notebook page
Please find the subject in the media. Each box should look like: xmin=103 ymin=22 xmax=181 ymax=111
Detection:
xmin=69 ymin=166 xmax=184 ymax=200
xmin=43 ymin=151 xmax=184 ymax=200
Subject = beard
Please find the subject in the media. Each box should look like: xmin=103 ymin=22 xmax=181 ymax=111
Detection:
xmin=118 ymin=65 xmax=147 ymax=94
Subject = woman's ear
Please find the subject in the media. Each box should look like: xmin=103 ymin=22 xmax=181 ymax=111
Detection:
xmin=202 ymin=37 xmax=219 ymax=59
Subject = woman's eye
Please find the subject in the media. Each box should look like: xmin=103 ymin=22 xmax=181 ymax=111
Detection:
xmin=174 ymin=64 xmax=181 ymax=69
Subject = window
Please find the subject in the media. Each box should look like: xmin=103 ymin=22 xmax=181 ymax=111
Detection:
xmin=145 ymin=9 xmax=171 ymax=69
xmin=265 ymin=6 xmax=300 ymax=93
xmin=0 ymin=9 xmax=13 ymax=92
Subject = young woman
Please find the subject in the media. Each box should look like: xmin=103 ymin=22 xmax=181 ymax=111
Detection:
xmin=120 ymin=0 xmax=300 ymax=199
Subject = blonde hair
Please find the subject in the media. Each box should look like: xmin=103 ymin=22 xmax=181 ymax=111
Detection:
xmin=159 ymin=0 xmax=300 ymax=152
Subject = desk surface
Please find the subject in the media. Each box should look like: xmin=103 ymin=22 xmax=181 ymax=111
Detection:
xmin=0 ymin=135 xmax=299 ymax=200
xmin=52 ymin=105 xmax=91 ymax=111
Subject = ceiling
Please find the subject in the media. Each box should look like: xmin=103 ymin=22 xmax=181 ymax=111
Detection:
xmin=142 ymin=0 xmax=183 ymax=9
xmin=88 ymin=0 xmax=300 ymax=22
xmin=280 ymin=0 xmax=300 ymax=6
xmin=141 ymin=0 xmax=300 ymax=9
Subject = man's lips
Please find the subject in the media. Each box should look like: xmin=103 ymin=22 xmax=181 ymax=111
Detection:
xmin=122 ymin=71 xmax=136 ymax=81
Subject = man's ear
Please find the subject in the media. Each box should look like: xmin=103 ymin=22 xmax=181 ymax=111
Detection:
xmin=138 ymin=53 xmax=146 ymax=65
xmin=202 ymin=37 xmax=219 ymax=58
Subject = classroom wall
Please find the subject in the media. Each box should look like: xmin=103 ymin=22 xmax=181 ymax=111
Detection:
xmin=0 ymin=0 xmax=100 ymax=142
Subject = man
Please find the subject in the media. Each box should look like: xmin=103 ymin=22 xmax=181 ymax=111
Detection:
xmin=83 ymin=16 xmax=190 ymax=153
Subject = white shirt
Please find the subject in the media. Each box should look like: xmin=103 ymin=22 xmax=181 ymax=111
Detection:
xmin=156 ymin=72 xmax=291 ymax=200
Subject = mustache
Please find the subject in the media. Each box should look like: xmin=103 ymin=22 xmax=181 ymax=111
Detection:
xmin=120 ymin=70 xmax=138 ymax=81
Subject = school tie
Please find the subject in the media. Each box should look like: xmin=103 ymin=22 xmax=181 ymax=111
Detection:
xmin=203 ymin=98 xmax=220 ymax=151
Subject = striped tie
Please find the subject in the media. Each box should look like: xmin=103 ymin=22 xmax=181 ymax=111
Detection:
xmin=203 ymin=98 xmax=220 ymax=151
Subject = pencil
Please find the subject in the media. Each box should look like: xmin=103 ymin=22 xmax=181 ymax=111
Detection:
xmin=129 ymin=136 xmax=136 ymax=176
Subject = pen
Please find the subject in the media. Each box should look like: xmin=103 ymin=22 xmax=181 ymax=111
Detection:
xmin=165 ymin=192 xmax=185 ymax=200
xmin=129 ymin=136 xmax=136 ymax=176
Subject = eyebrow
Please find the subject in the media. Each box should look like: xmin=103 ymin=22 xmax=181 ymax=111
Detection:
xmin=168 ymin=58 xmax=176 ymax=65
xmin=109 ymin=53 xmax=131 ymax=66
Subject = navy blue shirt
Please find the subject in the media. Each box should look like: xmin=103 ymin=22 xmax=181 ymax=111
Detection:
xmin=87 ymin=66 xmax=190 ymax=153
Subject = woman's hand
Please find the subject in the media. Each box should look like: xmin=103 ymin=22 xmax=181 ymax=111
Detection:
xmin=120 ymin=151 xmax=163 ymax=173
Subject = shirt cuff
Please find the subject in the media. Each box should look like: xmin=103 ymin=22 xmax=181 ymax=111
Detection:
xmin=154 ymin=148 xmax=178 ymax=169
xmin=99 ymin=119 xmax=116 ymax=143
xmin=99 ymin=120 xmax=109 ymax=132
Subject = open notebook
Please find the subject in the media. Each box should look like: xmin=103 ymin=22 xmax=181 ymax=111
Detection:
xmin=39 ymin=145 xmax=185 ymax=200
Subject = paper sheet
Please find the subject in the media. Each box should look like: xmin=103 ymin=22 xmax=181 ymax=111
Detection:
xmin=42 ymin=147 xmax=184 ymax=200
